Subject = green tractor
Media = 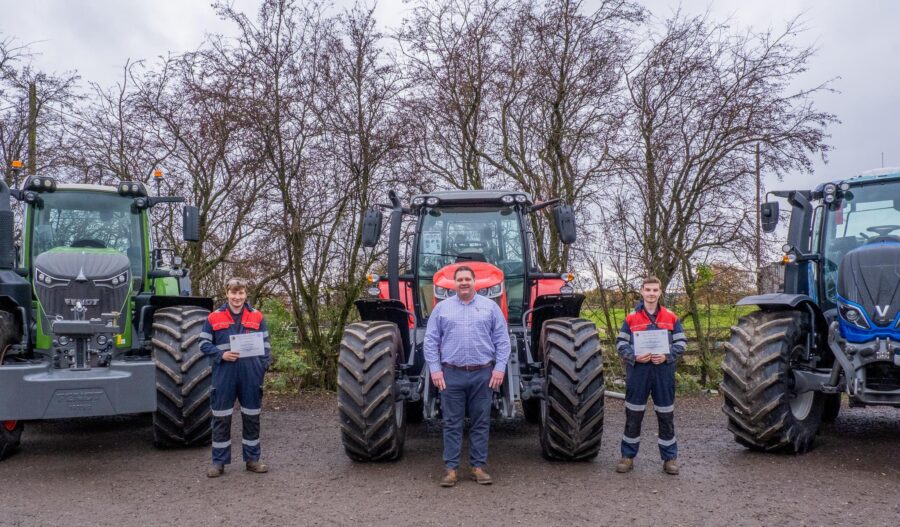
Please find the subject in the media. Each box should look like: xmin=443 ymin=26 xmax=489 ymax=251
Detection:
xmin=0 ymin=167 xmax=213 ymax=459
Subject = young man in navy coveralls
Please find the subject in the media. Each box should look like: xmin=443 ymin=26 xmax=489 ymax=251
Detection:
xmin=200 ymin=278 xmax=272 ymax=477
xmin=615 ymin=276 xmax=686 ymax=475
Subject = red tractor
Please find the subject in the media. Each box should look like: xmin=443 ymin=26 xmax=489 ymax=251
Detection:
xmin=338 ymin=190 xmax=604 ymax=461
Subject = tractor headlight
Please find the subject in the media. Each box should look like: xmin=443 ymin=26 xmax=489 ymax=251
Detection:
xmin=476 ymin=283 xmax=503 ymax=298
xmin=94 ymin=271 xmax=129 ymax=288
xmin=434 ymin=286 xmax=456 ymax=299
xmin=36 ymin=270 xmax=69 ymax=288
xmin=839 ymin=302 xmax=870 ymax=330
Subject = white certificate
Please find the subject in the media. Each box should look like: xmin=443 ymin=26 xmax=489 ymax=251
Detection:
xmin=633 ymin=329 xmax=670 ymax=355
xmin=230 ymin=332 xmax=265 ymax=357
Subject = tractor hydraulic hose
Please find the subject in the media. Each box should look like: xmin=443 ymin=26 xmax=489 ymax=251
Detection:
xmin=0 ymin=179 xmax=14 ymax=270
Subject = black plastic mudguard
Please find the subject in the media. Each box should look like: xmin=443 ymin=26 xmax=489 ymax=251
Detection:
xmin=354 ymin=298 xmax=412 ymax=362
xmin=530 ymin=293 xmax=585 ymax=357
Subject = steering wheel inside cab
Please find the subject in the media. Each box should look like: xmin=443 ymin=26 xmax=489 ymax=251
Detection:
xmin=70 ymin=239 xmax=107 ymax=248
xmin=861 ymin=225 xmax=900 ymax=243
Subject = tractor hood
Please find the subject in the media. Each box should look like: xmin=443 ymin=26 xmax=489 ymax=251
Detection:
xmin=836 ymin=241 xmax=900 ymax=332
xmin=33 ymin=248 xmax=131 ymax=332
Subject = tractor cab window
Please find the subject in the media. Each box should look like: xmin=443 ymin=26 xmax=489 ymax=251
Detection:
xmin=821 ymin=182 xmax=900 ymax=305
xmin=417 ymin=207 xmax=525 ymax=321
xmin=30 ymin=191 xmax=144 ymax=289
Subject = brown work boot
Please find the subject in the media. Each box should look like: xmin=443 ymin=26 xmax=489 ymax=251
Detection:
xmin=206 ymin=464 xmax=225 ymax=478
xmin=246 ymin=461 xmax=269 ymax=473
xmin=470 ymin=466 xmax=493 ymax=485
xmin=440 ymin=468 xmax=458 ymax=487
xmin=663 ymin=459 xmax=679 ymax=475
xmin=615 ymin=457 xmax=634 ymax=473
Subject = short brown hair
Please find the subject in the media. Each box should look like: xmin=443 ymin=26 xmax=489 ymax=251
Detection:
xmin=225 ymin=277 xmax=250 ymax=292
xmin=454 ymin=265 xmax=475 ymax=280
xmin=641 ymin=276 xmax=661 ymax=288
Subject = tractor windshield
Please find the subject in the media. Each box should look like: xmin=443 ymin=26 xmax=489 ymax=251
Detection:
xmin=821 ymin=181 xmax=900 ymax=304
xmin=416 ymin=206 xmax=525 ymax=321
xmin=30 ymin=191 xmax=144 ymax=286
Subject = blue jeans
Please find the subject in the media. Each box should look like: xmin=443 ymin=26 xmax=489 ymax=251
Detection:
xmin=441 ymin=367 xmax=493 ymax=469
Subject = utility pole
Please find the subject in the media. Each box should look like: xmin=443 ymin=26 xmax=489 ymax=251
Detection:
xmin=755 ymin=143 xmax=762 ymax=294
xmin=27 ymin=82 xmax=37 ymax=175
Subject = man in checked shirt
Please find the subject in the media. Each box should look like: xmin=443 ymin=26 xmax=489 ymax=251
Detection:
xmin=424 ymin=265 xmax=511 ymax=488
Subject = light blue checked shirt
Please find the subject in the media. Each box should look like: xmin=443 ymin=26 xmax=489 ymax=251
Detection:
xmin=424 ymin=293 xmax=511 ymax=374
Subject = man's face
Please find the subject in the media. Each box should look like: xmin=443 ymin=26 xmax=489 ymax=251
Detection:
xmin=641 ymin=283 xmax=661 ymax=305
xmin=227 ymin=287 xmax=248 ymax=311
xmin=455 ymin=270 xmax=475 ymax=300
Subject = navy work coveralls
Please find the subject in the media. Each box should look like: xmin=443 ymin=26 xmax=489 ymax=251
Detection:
xmin=616 ymin=302 xmax=687 ymax=461
xmin=199 ymin=303 xmax=271 ymax=465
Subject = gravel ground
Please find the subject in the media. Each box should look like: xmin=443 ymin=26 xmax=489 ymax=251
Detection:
xmin=1 ymin=393 xmax=897 ymax=527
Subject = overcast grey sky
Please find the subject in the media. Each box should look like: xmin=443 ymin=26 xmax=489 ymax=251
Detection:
xmin=1 ymin=0 xmax=898 ymax=192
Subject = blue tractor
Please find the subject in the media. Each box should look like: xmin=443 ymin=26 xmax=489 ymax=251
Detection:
xmin=722 ymin=168 xmax=900 ymax=452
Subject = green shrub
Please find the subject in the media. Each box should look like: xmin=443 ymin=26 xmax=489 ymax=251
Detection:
xmin=260 ymin=299 xmax=309 ymax=394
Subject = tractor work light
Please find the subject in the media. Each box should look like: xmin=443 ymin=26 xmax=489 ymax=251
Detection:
xmin=27 ymin=177 xmax=57 ymax=192
xmin=501 ymin=195 xmax=515 ymax=204
xmin=839 ymin=182 xmax=850 ymax=191
xmin=824 ymin=183 xmax=836 ymax=195
xmin=367 ymin=286 xmax=381 ymax=296
xmin=514 ymin=194 xmax=527 ymax=203
xmin=411 ymin=196 xmax=426 ymax=206
xmin=425 ymin=197 xmax=440 ymax=206
xmin=366 ymin=273 xmax=380 ymax=284
xmin=781 ymin=244 xmax=792 ymax=253
xmin=117 ymin=181 xmax=148 ymax=197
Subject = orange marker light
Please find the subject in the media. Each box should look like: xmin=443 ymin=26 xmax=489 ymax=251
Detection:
xmin=11 ymin=160 xmax=23 ymax=169
xmin=153 ymin=169 xmax=163 ymax=179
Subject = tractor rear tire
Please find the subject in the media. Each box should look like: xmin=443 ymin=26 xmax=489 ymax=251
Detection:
xmin=0 ymin=420 xmax=23 ymax=460
xmin=151 ymin=306 xmax=213 ymax=448
xmin=338 ymin=321 xmax=406 ymax=461
xmin=822 ymin=393 xmax=841 ymax=423
xmin=721 ymin=310 xmax=824 ymax=453
xmin=539 ymin=318 xmax=605 ymax=461
xmin=522 ymin=398 xmax=541 ymax=424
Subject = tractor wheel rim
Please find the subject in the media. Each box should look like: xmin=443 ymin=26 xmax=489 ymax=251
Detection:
xmin=2 ymin=420 xmax=16 ymax=432
xmin=788 ymin=343 xmax=815 ymax=420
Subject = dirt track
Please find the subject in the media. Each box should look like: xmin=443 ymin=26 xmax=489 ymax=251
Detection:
xmin=1 ymin=394 xmax=897 ymax=527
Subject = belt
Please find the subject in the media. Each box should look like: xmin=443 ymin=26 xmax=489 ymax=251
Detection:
xmin=442 ymin=362 xmax=493 ymax=371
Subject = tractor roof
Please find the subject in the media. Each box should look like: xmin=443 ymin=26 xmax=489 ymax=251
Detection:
xmin=814 ymin=167 xmax=900 ymax=193
xmin=410 ymin=189 xmax=533 ymax=207
xmin=53 ymin=183 xmax=120 ymax=193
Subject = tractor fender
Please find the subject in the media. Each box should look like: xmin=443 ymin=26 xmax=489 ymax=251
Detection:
xmin=735 ymin=293 xmax=830 ymax=359
xmin=354 ymin=299 xmax=412 ymax=363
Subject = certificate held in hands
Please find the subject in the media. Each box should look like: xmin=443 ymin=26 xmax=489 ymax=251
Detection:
xmin=230 ymin=332 xmax=265 ymax=358
xmin=633 ymin=329 xmax=670 ymax=356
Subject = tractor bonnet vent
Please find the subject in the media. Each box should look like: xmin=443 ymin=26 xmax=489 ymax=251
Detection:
xmin=836 ymin=241 xmax=900 ymax=327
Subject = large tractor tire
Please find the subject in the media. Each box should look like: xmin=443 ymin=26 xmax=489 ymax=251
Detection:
xmin=522 ymin=398 xmax=541 ymax=424
xmin=0 ymin=310 xmax=24 ymax=460
xmin=151 ymin=306 xmax=213 ymax=448
xmin=338 ymin=321 xmax=406 ymax=462
xmin=539 ymin=318 xmax=605 ymax=461
xmin=721 ymin=310 xmax=824 ymax=453
xmin=0 ymin=420 xmax=23 ymax=460
xmin=822 ymin=393 xmax=841 ymax=424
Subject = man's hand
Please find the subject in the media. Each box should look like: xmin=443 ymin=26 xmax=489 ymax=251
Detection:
xmin=489 ymin=370 xmax=505 ymax=390
xmin=635 ymin=353 xmax=652 ymax=363
xmin=222 ymin=351 xmax=240 ymax=362
xmin=431 ymin=371 xmax=446 ymax=391
xmin=650 ymin=354 xmax=667 ymax=365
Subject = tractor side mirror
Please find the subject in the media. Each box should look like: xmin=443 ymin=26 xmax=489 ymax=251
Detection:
xmin=552 ymin=204 xmax=577 ymax=245
xmin=761 ymin=202 xmax=779 ymax=233
xmin=361 ymin=207 xmax=383 ymax=248
xmin=182 ymin=205 xmax=201 ymax=242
